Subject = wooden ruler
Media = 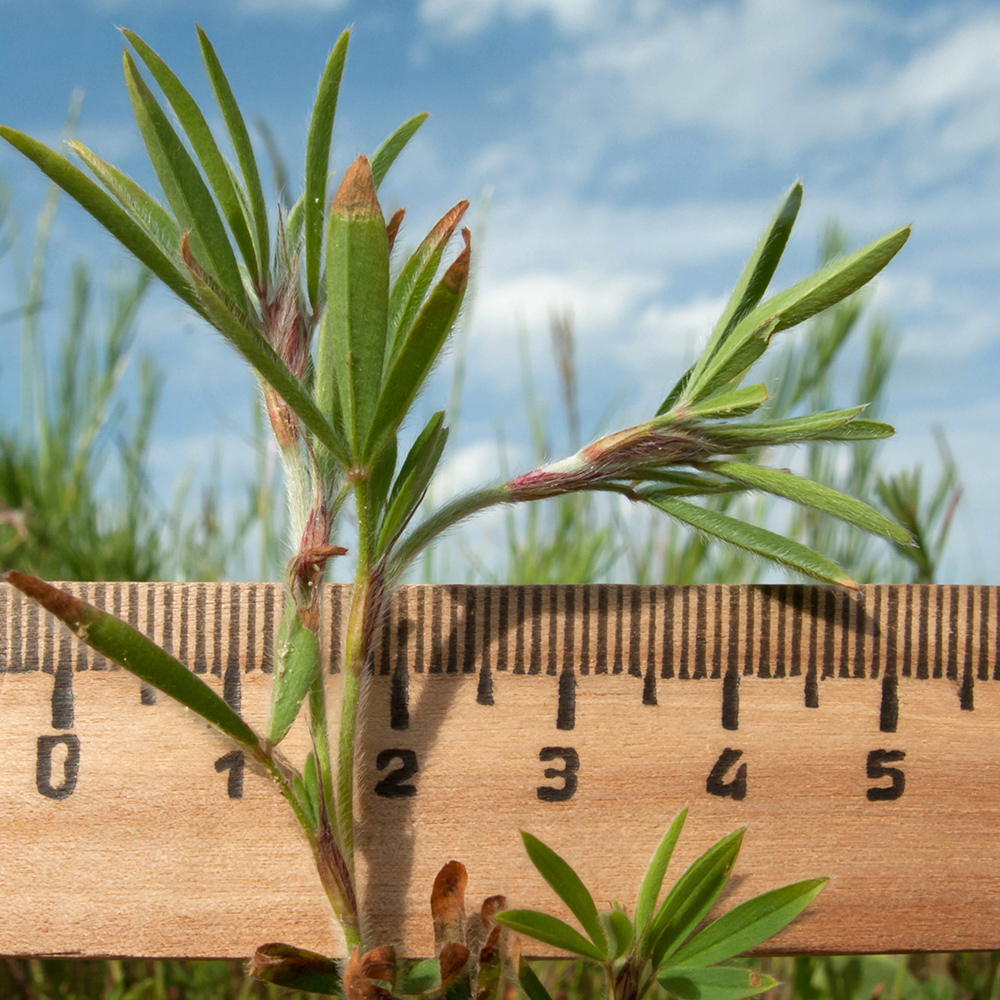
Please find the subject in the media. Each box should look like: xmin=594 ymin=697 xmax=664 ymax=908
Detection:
xmin=0 ymin=582 xmax=998 ymax=959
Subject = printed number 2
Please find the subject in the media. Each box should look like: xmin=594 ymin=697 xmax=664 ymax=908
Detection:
xmin=538 ymin=747 xmax=578 ymax=802
xmin=375 ymin=749 xmax=418 ymax=798
xmin=867 ymin=749 xmax=905 ymax=801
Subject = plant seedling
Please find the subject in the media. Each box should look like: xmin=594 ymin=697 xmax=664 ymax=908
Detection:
xmin=1 ymin=24 xmax=910 ymax=995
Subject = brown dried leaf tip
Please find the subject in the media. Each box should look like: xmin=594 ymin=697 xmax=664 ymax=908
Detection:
xmin=344 ymin=946 xmax=397 ymax=1000
xmin=332 ymin=155 xmax=382 ymax=220
xmin=439 ymin=941 xmax=472 ymax=989
xmin=432 ymin=859 xmax=468 ymax=948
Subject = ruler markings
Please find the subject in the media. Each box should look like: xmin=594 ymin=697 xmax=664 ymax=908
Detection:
xmin=643 ymin=589 xmax=657 ymax=706
xmin=477 ymin=589 xmax=493 ymax=705
xmin=804 ymin=588 xmax=819 ymax=708
xmin=628 ymin=588 xmax=641 ymax=678
xmin=758 ymin=588 xmax=772 ymax=680
xmin=916 ymin=586 xmax=929 ymax=680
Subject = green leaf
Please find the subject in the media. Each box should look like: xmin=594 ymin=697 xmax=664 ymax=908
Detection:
xmin=518 ymin=964 xmax=555 ymax=1000
xmin=399 ymin=959 xmax=440 ymax=995
xmin=320 ymin=155 xmax=389 ymax=456
xmin=521 ymin=832 xmax=608 ymax=955
xmin=606 ymin=909 xmax=634 ymax=960
xmin=371 ymin=112 xmax=429 ymax=189
xmin=365 ymin=229 xmax=470 ymax=462
xmin=653 ymin=847 xmax=746 ymax=973
xmin=676 ymin=182 xmax=802 ymax=412
xmin=123 ymin=50 xmax=248 ymax=311
xmin=649 ymin=828 xmax=745 ymax=969
xmin=249 ymin=942 xmax=342 ymax=995
xmin=183 ymin=255 xmax=351 ymax=467
xmin=711 ymin=462 xmax=911 ymax=544
xmin=658 ymin=965 xmax=779 ymax=1000
xmin=378 ymin=411 xmax=448 ymax=553
xmin=494 ymin=910 xmax=604 ymax=962
xmin=635 ymin=808 xmax=688 ymax=951
xmin=304 ymin=28 xmax=351 ymax=308
xmin=267 ymin=603 xmax=321 ymax=746
xmin=368 ymin=434 xmax=398 ymax=518
xmin=120 ymin=29 xmax=260 ymax=281
xmin=644 ymin=495 xmax=856 ymax=588
xmin=687 ymin=385 xmax=768 ymax=420
xmin=2 ymin=571 xmax=261 ymax=753
xmin=69 ymin=141 xmax=182 ymax=255
xmin=0 ymin=128 xmax=199 ymax=312
xmin=196 ymin=26 xmax=271 ymax=285
xmin=387 ymin=200 xmax=469 ymax=365
xmin=703 ymin=408 xmax=891 ymax=449
xmin=669 ymin=879 xmax=827 ymax=970
xmin=690 ymin=225 xmax=910 ymax=401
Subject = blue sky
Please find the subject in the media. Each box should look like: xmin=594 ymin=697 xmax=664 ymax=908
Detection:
xmin=1 ymin=0 xmax=998 ymax=582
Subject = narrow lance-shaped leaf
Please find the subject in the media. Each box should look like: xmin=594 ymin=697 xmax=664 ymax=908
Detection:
xmin=121 ymin=29 xmax=259 ymax=281
xmin=305 ymin=28 xmax=351 ymax=308
xmin=674 ymin=181 xmax=802 ymax=412
xmin=689 ymin=226 xmax=911 ymax=401
xmin=648 ymin=828 xmax=745 ymax=969
xmin=365 ymin=228 xmax=470 ymax=462
xmin=371 ymin=112 xmax=429 ymax=189
xmin=70 ymin=141 xmax=182 ymax=256
xmin=635 ymin=807 xmax=688 ymax=948
xmin=197 ymin=25 xmax=271 ymax=287
xmin=520 ymin=831 xmax=608 ymax=955
xmin=2 ymin=571 xmax=261 ymax=753
xmin=493 ymin=909 xmax=604 ymax=962
xmin=181 ymin=243 xmax=352 ymax=466
xmin=123 ymin=51 xmax=248 ymax=311
xmin=711 ymin=462 xmax=911 ymax=544
xmin=0 ymin=128 xmax=199 ymax=313
xmin=644 ymin=495 xmax=857 ymax=589
xmin=320 ymin=155 xmax=389 ymax=457
xmin=378 ymin=411 xmax=448 ymax=554
xmin=668 ymin=878 xmax=828 ymax=969
xmin=686 ymin=384 xmax=768 ymax=420
xmin=267 ymin=603 xmax=322 ymax=746
xmin=658 ymin=965 xmax=779 ymax=1000
xmin=703 ymin=407 xmax=892 ymax=449
xmin=387 ymin=200 xmax=469 ymax=365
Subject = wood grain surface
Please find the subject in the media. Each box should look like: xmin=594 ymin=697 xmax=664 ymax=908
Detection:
xmin=0 ymin=582 xmax=997 ymax=958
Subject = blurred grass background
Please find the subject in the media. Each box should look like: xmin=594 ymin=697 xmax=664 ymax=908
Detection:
xmin=0 ymin=177 xmax=990 ymax=1000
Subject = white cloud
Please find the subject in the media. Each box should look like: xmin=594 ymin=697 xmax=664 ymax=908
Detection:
xmin=419 ymin=0 xmax=606 ymax=38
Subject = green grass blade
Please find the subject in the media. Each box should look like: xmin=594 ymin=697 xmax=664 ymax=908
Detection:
xmin=668 ymin=878 xmax=828 ymax=969
xmin=649 ymin=828 xmax=745 ymax=969
xmin=658 ymin=966 xmax=779 ymax=1000
xmin=635 ymin=807 xmax=688 ymax=951
xmin=121 ymin=28 xmax=260 ymax=281
xmin=196 ymin=25 xmax=270 ymax=286
xmin=711 ymin=462 xmax=911 ymax=543
xmin=687 ymin=384 xmax=768 ymax=419
xmin=677 ymin=182 xmax=802 ymax=410
xmin=387 ymin=200 xmax=469 ymax=364
xmin=645 ymin=495 xmax=856 ymax=588
xmin=0 ymin=127 xmax=199 ymax=312
xmin=69 ymin=140 xmax=182 ymax=254
xmin=304 ymin=28 xmax=350 ymax=308
xmin=320 ymin=155 xmax=389 ymax=456
xmin=494 ymin=909 xmax=604 ymax=962
xmin=184 ymin=253 xmax=351 ymax=466
xmin=518 ymin=963 xmax=556 ymax=1000
xmin=2 ymin=571 xmax=260 ymax=752
xmin=520 ymin=832 xmax=608 ymax=956
xmin=378 ymin=411 xmax=448 ymax=554
xmin=123 ymin=51 xmax=248 ymax=311
xmin=365 ymin=229 xmax=470 ymax=462
xmin=371 ymin=112 xmax=429 ymax=189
